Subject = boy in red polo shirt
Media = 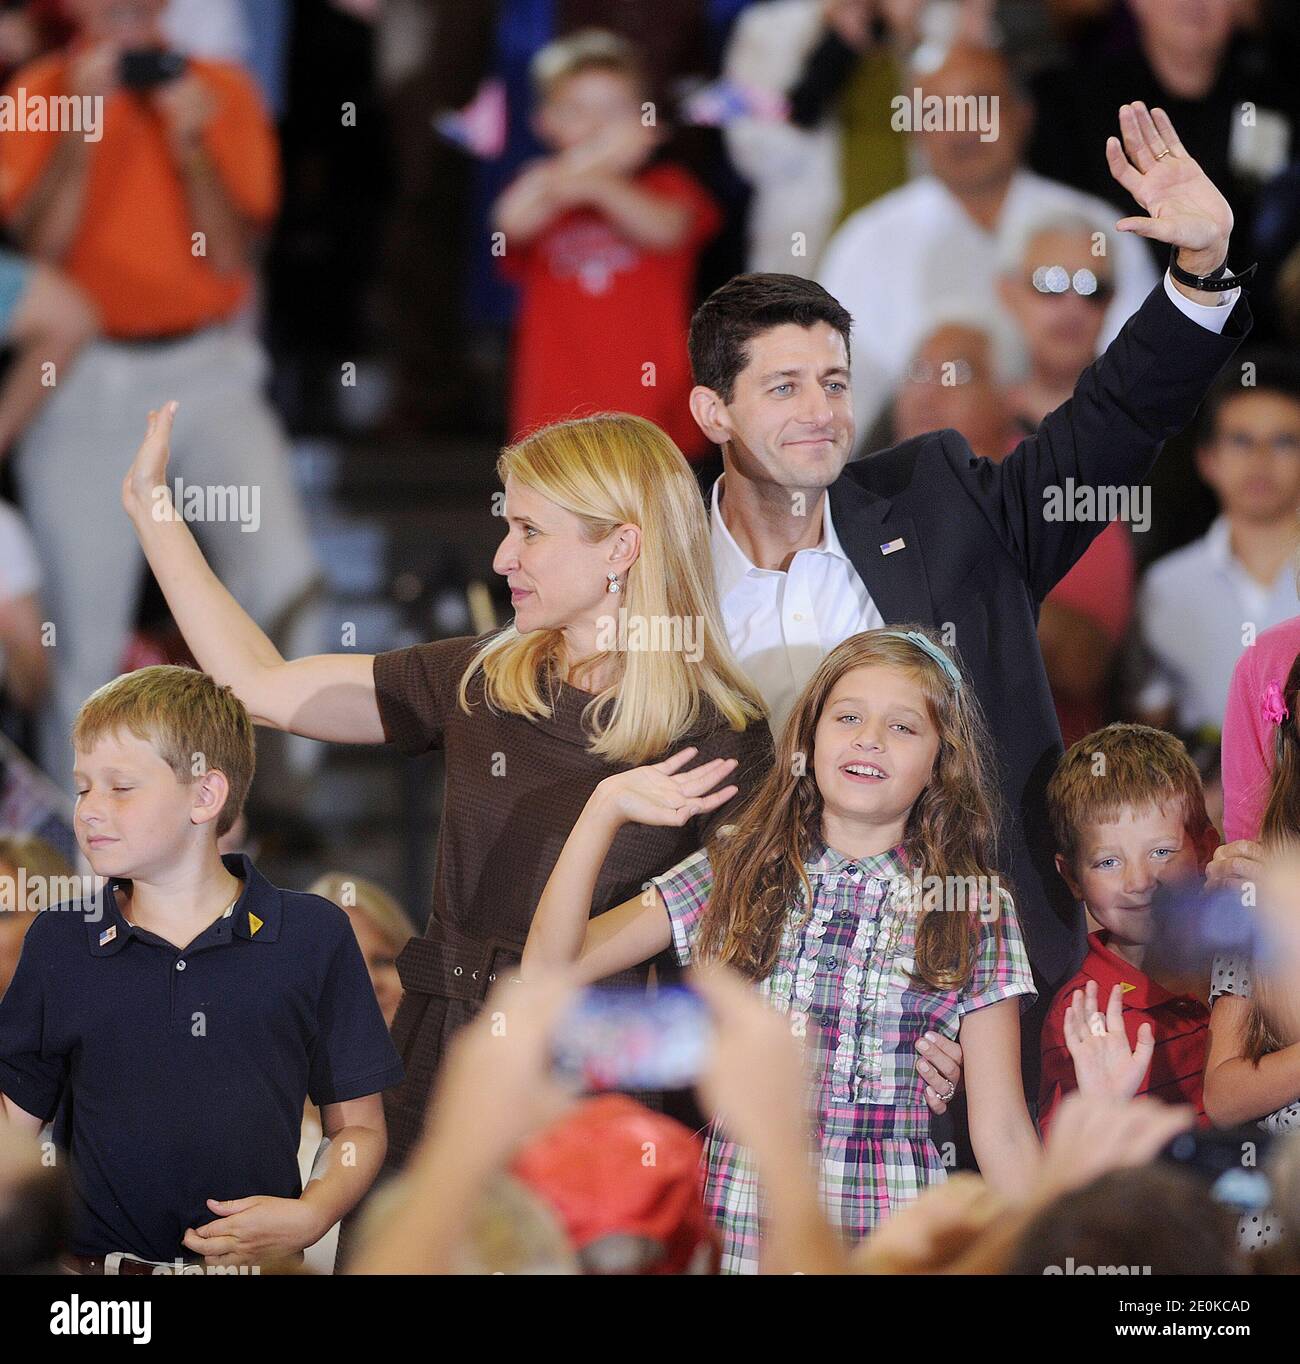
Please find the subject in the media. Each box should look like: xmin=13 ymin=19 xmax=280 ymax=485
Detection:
xmin=492 ymin=29 xmax=720 ymax=460
xmin=1039 ymin=723 xmax=1220 ymax=1135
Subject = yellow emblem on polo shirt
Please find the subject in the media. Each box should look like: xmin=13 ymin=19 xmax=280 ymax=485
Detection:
xmin=249 ymin=912 xmax=264 ymax=937
xmin=1120 ymin=981 xmax=1136 ymax=993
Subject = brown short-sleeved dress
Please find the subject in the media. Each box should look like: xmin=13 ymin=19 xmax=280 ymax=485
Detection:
xmin=372 ymin=633 xmax=774 ymax=1166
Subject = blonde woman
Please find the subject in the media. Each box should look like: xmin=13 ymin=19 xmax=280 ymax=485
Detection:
xmin=122 ymin=403 xmax=772 ymax=1175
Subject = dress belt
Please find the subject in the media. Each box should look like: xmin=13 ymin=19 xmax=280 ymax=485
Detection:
xmin=395 ymin=917 xmax=526 ymax=1004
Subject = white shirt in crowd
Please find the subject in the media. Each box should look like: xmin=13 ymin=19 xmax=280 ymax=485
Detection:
xmin=722 ymin=0 xmax=844 ymax=277
xmin=161 ymin=0 xmax=251 ymax=62
xmin=711 ymin=274 xmax=1240 ymax=732
xmin=1137 ymin=515 xmax=1300 ymax=735
xmin=0 ymin=499 xmax=40 ymax=603
xmin=816 ymin=169 xmax=1160 ymax=442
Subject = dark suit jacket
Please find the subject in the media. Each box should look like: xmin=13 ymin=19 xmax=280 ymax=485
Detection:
xmin=827 ymin=281 xmax=1251 ymax=995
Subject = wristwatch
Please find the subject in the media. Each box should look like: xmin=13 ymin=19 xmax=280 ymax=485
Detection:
xmin=1168 ymin=245 xmax=1258 ymax=293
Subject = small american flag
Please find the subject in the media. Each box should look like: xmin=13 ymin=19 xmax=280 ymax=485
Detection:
xmin=880 ymin=537 xmax=906 ymax=556
xmin=432 ymin=78 xmax=507 ymax=160
xmin=99 ymin=925 xmax=117 ymax=946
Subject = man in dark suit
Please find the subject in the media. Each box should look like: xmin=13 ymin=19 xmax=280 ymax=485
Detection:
xmin=687 ymin=103 xmax=1250 ymax=1098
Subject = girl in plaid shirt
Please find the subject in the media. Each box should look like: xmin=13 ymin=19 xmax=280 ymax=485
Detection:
xmin=524 ymin=626 xmax=1042 ymax=1273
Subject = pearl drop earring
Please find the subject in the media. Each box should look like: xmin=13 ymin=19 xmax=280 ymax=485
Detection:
xmin=606 ymin=572 xmax=621 ymax=594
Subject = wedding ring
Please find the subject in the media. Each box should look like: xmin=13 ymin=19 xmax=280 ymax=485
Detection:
xmin=940 ymin=1081 xmax=957 ymax=1103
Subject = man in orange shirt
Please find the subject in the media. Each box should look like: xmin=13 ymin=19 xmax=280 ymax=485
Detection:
xmin=0 ymin=0 xmax=319 ymax=780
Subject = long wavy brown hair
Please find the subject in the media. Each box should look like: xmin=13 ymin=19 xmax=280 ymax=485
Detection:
xmin=1247 ymin=650 xmax=1300 ymax=1063
xmin=695 ymin=627 xmax=1008 ymax=988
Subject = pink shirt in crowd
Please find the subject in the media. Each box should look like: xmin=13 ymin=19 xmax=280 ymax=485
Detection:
xmin=1222 ymin=614 xmax=1300 ymax=841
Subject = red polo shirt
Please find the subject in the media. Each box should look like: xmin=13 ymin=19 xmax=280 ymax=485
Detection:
xmin=1038 ymin=930 xmax=1210 ymax=1137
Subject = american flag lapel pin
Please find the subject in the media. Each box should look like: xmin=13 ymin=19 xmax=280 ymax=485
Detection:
xmin=99 ymin=924 xmax=117 ymax=946
xmin=880 ymin=537 xmax=906 ymax=556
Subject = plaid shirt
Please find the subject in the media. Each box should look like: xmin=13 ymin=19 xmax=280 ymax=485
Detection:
xmin=655 ymin=839 xmax=1035 ymax=1273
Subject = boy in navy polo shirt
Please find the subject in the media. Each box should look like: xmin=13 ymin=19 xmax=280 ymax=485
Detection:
xmin=0 ymin=665 xmax=403 ymax=1271
xmin=1038 ymin=723 xmax=1220 ymax=1136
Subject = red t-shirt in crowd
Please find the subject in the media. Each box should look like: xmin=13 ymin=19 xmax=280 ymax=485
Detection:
xmin=500 ymin=161 xmax=721 ymax=460
xmin=1038 ymin=929 xmax=1210 ymax=1138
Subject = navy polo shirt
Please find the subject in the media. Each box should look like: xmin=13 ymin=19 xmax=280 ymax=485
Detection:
xmin=0 ymin=853 xmax=404 ymax=1260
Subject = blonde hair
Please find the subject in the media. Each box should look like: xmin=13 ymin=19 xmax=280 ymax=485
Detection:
xmin=698 ymin=626 xmax=1005 ymax=989
xmin=458 ymin=413 xmax=765 ymax=765
xmin=530 ymin=28 xmax=647 ymax=103
xmin=308 ymin=871 xmax=416 ymax=953
xmin=71 ymin=665 xmax=255 ymax=838
xmin=1048 ymin=723 xmax=1212 ymax=870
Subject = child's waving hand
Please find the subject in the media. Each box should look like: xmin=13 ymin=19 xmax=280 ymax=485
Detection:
xmin=122 ymin=399 xmax=179 ymax=522
xmin=592 ymin=746 xmax=738 ymax=828
xmin=1062 ymin=978 xmax=1154 ymax=1102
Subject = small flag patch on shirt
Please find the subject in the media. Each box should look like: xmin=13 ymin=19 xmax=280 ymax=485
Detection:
xmin=98 ymin=925 xmax=116 ymax=946
xmin=880 ymin=537 xmax=906 ymax=556
xmin=249 ymin=913 xmax=264 ymax=937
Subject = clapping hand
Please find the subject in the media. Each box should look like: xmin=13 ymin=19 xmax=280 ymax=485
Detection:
xmin=692 ymin=962 xmax=810 ymax=1149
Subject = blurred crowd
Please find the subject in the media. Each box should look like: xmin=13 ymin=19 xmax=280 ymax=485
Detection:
xmin=0 ymin=0 xmax=1299 ymax=1283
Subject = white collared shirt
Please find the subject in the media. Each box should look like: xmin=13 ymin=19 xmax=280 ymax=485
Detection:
xmin=711 ymin=476 xmax=883 ymax=734
xmin=1138 ymin=515 xmax=1300 ymax=734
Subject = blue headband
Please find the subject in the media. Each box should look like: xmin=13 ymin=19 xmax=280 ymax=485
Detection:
xmin=876 ymin=630 xmax=963 ymax=692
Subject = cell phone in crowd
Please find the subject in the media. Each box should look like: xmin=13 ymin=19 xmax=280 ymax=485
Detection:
xmin=119 ymin=48 xmax=188 ymax=90
xmin=552 ymin=984 xmax=713 ymax=1092
xmin=1161 ymin=1125 xmax=1274 ymax=1211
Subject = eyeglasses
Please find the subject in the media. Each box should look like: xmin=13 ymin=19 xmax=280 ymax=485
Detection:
xmin=1028 ymin=265 xmax=1115 ymax=304
xmin=1216 ymin=432 xmax=1300 ymax=458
